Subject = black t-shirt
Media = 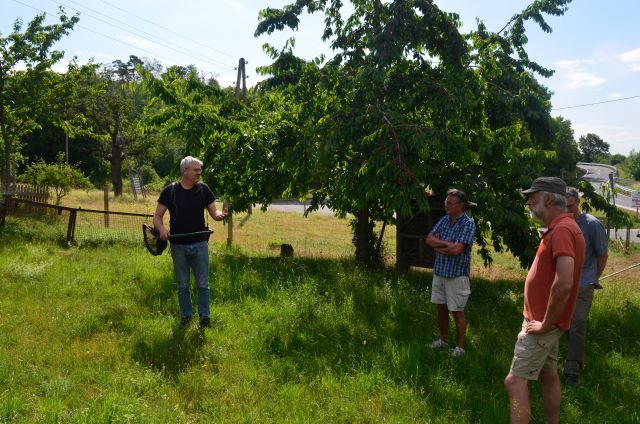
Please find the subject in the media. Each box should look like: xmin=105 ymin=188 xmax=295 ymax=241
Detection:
xmin=158 ymin=182 xmax=216 ymax=245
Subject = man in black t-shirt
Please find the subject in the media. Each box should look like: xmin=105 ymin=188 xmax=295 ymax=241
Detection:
xmin=153 ymin=156 xmax=227 ymax=327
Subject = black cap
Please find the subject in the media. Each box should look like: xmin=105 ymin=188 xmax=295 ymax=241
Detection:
xmin=522 ymin=177 xmax=567 ymax=196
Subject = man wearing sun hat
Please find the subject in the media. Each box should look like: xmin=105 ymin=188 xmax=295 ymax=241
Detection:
xmin=504 ymin=177 xmax=585 ymax=424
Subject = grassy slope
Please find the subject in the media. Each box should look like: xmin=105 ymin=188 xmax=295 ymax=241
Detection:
xmin=1 ymin=201 xmax=639 ymax=423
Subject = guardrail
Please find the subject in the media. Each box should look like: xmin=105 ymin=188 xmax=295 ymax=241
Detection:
xmin=577 ymin=162 xmax=618 ymax=175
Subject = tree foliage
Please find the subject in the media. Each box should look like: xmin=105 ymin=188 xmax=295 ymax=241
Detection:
xmin=21 ymin=154 xmax=91 ymax=205
xmin=0 ymin=8 xmax=79 ymax=187
xmin=623 ymin=150 xmax=640 ymax=181
xmin=252 ymin=0 xmax=575 ymax=267
xmin=578 ymin=133 xmax=610 ymax=163
xmin=544 ymin=116 xmax=579 ymax=175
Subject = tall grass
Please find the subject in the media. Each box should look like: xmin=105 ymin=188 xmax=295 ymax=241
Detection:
xmin=1 ymin=211 xmax=639 ymax=422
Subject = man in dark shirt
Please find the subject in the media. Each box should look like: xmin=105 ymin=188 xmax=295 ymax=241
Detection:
xmin=153 ymin=156 xmax=227 ymax=327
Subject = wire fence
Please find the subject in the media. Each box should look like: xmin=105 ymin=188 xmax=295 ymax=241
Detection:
xmin=1 ymin=197 xmax=153 ymax=245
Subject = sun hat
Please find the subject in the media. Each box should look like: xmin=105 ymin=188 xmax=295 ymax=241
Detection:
xmin=522 ymin=177 xmax=567 ymax=196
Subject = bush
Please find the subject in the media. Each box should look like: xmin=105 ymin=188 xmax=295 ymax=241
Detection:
xmin=623 ymin=150 xmax=640 ymax=181
xmin=21 ymin=156 xmax=93 ymax=205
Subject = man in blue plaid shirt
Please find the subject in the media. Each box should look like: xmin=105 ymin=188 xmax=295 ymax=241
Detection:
xmin=426 ymin=189 xmax=476 ymax=357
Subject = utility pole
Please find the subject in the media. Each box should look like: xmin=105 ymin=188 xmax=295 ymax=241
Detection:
xmin=230 ymin=58 xmax=252 ymax=232
xmin=234 ymin=57 xmax=248 ymax=103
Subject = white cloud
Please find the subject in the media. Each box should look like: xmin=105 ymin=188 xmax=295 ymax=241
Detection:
xmin=554 ymin=59 xmax=606 ymax=90
xmin=620 ymin=48 xmax=640 ymax=71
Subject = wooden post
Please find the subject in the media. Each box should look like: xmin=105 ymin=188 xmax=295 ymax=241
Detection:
xmin=103 ymin=185 xmax=110 ymax=228
xmin=0 ymin=195 xmax=8 ymax=226
xmin=67 ymin=209 xmax=77 ymax=243
xmin=626 ymin=227 xmax=631 ymax=251
xmin=224 ymin=202 xmax=233 ymax=248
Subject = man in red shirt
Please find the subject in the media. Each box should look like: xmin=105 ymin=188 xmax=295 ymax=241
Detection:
xmin=504 ymin=177 xmax=585 ymax=424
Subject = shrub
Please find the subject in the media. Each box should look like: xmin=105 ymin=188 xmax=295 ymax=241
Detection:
xmin=21 ymin=156 xmax=93 ymax=205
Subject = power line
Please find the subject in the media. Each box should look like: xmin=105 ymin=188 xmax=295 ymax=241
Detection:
xmin=47 ymin=0 xmax=236 ymax=70
xmin=97 ymin=0 xmax=239 ymax=61
xmin=8 ymin=0 xmax=235 ymax=74
xmin=59 ymin=0 xmax=237 ymax=69
xmin=62 ymin=0 xmax=231 ymax=66
xmin=9 ymin=0 xmax=237 ymax=77
xmin=553 ymin=95 xmax=640 ymax=111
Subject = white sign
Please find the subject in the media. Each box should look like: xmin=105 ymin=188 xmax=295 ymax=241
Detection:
xmin=632 ymin=191 xmax=640 ymax=208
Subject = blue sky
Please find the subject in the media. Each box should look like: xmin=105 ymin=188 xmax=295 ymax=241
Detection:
xmin=2 ymin=0 xmax=639 ymax=155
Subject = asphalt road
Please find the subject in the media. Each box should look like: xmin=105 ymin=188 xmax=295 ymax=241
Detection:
xmin=577 ymin=162 xmax=636 ymax=211
xmin=578 ymin=162 xmax=639 ymax=242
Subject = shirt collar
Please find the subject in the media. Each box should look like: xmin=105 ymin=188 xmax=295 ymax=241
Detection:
xmin=546 ymin=212 xmax=574 ymax=232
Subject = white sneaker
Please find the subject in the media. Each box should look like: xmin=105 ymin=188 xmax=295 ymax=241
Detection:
xmin=430 ymin=339 xmax=448 ymax=349
xmin=451 ymin=346 xmax=466 ymax=357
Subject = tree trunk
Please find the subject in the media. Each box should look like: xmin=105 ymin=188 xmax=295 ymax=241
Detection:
xmin=354 ymin=208 xmax=378 ymax=268
xmin=0 ymin=85 xmax=10 ymax=189
xmin=110 ymin=131 xmax=123 ymax=197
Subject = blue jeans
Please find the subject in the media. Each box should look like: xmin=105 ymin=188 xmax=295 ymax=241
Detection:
xmin=170 ymin=242 xmax=210 ymax=319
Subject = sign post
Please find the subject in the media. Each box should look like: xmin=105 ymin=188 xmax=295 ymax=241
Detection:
xmin=632 ymin=191 xmax=640 ymax=219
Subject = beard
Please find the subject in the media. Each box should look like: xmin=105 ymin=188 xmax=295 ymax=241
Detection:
xmin=528 ymin=196 xmax=546 ymax=222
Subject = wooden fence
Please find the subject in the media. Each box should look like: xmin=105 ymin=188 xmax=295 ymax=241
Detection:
xmin=1 ymin=181 xmax=50 ymax=203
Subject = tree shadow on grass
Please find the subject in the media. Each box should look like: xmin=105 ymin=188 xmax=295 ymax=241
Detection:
xmin=212 ymin=253 xmax=527 ymax=421
xmin=131 ymin=325 xmax=209 ymax=379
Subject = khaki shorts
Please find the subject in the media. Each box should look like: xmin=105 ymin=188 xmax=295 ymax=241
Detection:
xmin=509 ymin=319 xmax=564 ymax=380
xmin=430 ymin=275 xmax=470 ymax=311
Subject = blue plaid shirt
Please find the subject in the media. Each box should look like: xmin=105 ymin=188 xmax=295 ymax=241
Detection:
xmin=431 ymin=212 xmax=476 ymax=277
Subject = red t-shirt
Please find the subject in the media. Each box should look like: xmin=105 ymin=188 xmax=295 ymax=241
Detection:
xmin=523 ymin=213 xmax=586 ymax=330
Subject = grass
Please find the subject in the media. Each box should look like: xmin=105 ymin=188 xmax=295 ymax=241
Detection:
xmin=1 ymin=193 xmax=639 ymax=423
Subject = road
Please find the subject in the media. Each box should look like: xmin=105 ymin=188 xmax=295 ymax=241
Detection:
xmin=577 ymin=162 xmax=636 ymax=211
xmin=577 ymin=162 xmax=639 ymax=242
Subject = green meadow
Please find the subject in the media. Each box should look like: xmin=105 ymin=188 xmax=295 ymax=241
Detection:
xmin=1 ymin=208 xmax=639 ymax=423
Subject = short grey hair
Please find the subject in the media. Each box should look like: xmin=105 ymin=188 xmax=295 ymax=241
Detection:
xmin=180 ymin=156 xmax=203 ymax=174
xmin=446 ymin=188 xmax=468 ymax=207
xmin=540 ymin=190 xmax=567 ymax=211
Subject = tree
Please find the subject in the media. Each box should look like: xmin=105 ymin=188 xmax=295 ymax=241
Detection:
xmin=0 ymin=8 xmax=79 ymax=188
xmin=578 ymin=133 xmax=609 ymax=163
xmin=544 ymin=116 xmax=579 ymax=175
xmin=252 ymin=0 xmax=572 ymax=267
xmin=139 ymin=65 xmax=241 ymax=186
xmin=609 ymin=153 xmax=626 ymax=166
xmin=623 ymin=150 xmax=640 ymax=180
xmin=79 ymin=56 xmax=150 ymax=196
xmin=21 ymin=154 xmax=91 ymax=205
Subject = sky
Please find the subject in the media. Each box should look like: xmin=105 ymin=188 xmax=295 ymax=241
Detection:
xmin=2 ymin=0 xmax=639 ymax=155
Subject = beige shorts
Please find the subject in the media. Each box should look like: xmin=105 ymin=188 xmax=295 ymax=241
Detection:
xmin=430 ymin=275 xmax=470 ymax=311
xmin=509 ymin=319 xmax=564 ymax=380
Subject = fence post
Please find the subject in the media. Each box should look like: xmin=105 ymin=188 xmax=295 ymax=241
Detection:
xmin=0 ymin=195 xmax=7 ymax=226
xmin=67 ymin=209 xmax=77 ymax=243
xmin=224 ymin=202 xmax=233 ymax=248
xmin=103 ymin=185 xmax=110 ymax=228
